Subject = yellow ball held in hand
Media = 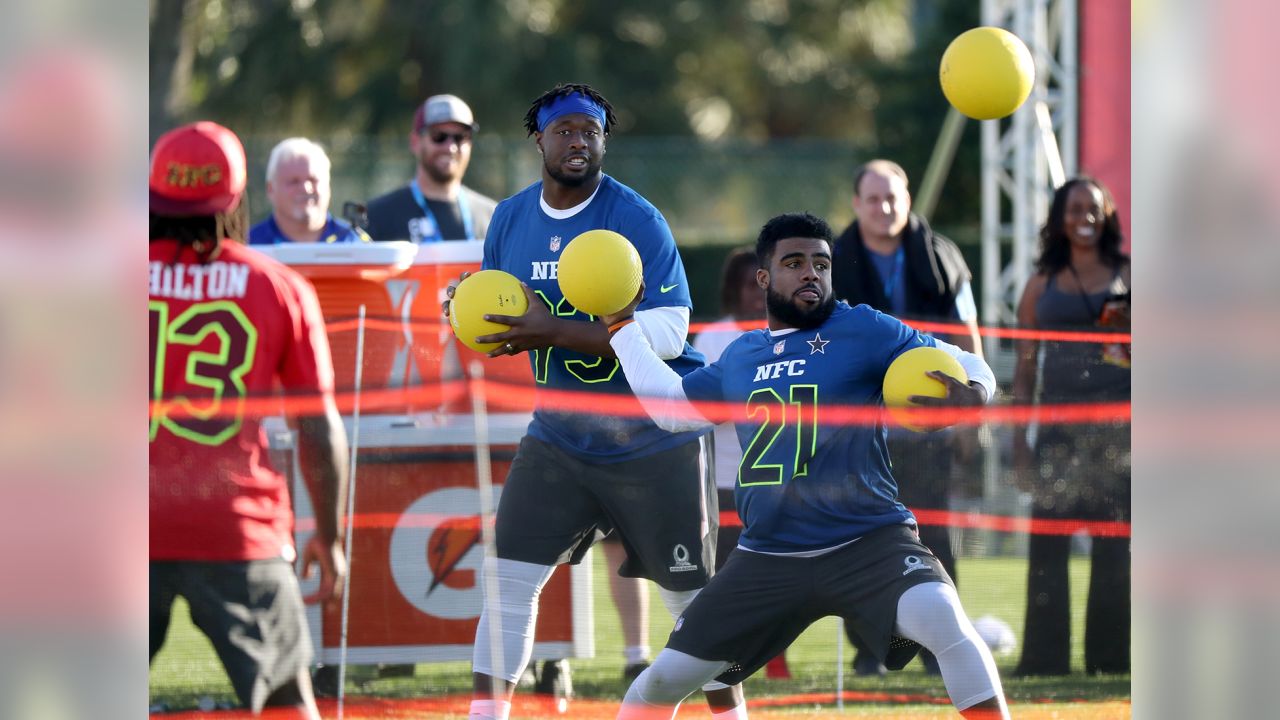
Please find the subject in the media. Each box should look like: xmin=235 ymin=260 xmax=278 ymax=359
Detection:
xmin=557 ymin=229 xmax=644 ymax=317
xmin=939 ymin=26 xmax=1035 ymax=120
xmin=449 ymin=270 xmax=528 ymax=353
xmin=883 ymin=346 xmax=969 ymax=433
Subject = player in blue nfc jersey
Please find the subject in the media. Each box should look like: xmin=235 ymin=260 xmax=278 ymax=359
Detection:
xmin=444 ymin=83 xmax=746 ymax=720
xmin=605 ymin=213 xmax=1009 ymax=719
xmin=479 ymin=169 xmax=705 ymax=461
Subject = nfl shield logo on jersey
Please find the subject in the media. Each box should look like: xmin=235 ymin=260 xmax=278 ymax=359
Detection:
xmin=773 ymin=340 xmax=785 ymax=355
xmin=549 ymin=235 xmax=562 ymax=252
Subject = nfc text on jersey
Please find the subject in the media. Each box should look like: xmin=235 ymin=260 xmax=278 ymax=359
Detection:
xmin=753 ymin=359 xmax=807 ymax=382
xmin=531 ymin=261 xmax=559 ymax=280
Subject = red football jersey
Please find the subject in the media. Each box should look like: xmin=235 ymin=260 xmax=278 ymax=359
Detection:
xmin=149 ymin=239 xmax=334 ymax=561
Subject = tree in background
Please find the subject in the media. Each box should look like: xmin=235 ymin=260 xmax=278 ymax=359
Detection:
xmin=151 ymin=0 xmax=950 ymax=142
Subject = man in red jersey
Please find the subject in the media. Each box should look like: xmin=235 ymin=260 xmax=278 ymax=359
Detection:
xmin=148 ymin=121 xmax=349 ymax=718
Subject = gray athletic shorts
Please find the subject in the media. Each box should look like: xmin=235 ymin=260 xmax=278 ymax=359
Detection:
xmin=150 ymin=559 xmax=312 ymax=711
xmin=495 ymin=435 xmax=718 ymax=592
xmin=665 ymin=523 xmax=952 ymax=685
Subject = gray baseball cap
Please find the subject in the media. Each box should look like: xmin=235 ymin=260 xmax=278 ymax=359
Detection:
xmin=413 ymin=94 xmax=477 ymax=132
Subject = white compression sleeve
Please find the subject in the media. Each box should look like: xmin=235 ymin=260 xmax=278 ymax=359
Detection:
xmin=633 ymin=306 xmax=690 ymax=360
xmin=610 ymin=323 xmax=711 ymax=433
xmin=655 ymin=586 xmax=700 ymax=621
xmin=893 ymin=582 xmax=1008 ymax=713
xmin=653 ymin=586 xmax=732 ymax=692
xmin=471 ymin=558 xmax=557 ymax=683
xmin=932 ymin=338 xmax=997 ymax=402
xmin=619 ymin=648 xmax=732 ymax=714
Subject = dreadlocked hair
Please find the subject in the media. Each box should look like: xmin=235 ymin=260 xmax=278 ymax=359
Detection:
xmin=149 ymin=196 xmax=249 ymax=265
xmin=522 ymin=82 xmax=617 ymax=137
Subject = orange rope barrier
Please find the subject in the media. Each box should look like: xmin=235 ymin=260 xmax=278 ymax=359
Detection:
xmin=294 ymin=508 xmax=1131 ymax=538
xmin=149 ymin=379 xmax=1131 ymax=427
xmin=319 ymin=315 xmax=1132 ymax=344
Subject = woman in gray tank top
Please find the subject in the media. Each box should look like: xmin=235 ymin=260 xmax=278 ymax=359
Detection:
xmin=1011 ymin=177 xmax=1131 ymax=677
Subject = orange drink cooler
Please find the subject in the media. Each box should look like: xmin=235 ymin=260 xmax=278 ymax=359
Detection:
xmin=260 ymin=241 xmax=535 ymax=413
xmin=259 ymin=243 xmax=591 ymax=665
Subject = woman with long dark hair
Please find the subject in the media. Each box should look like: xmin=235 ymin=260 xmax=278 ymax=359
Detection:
xmin=1012 ymin=177 xmax=1131 ymax=676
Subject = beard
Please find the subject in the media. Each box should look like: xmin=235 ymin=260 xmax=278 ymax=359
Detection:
xmin=544 ymin=154 xmax=603 ymax=188
xmin=766 ymin=284 xmax=835 ymax=330
xmin=422 ymin=157 xmax=460 ymax=184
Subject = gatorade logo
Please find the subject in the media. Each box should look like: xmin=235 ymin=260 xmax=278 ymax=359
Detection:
xmin=390 ymin=487 xmax=490 ymax=619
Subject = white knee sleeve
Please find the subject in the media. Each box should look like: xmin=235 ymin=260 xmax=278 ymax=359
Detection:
xmin=652 ymin=587 xmax=732 ymax=692
xmin=894 ymin=582 xmax=1006 ymax=711
xmin=471 ymin=558 xmax=556 ymax=683
xmin=656 ymin=586 xmax=700 ymax=621
xmin=622 ymin=648 xmax=730 ymax=712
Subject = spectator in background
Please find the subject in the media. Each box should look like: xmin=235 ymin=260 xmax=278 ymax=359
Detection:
xmin=831 ymin=159 xmax=982 ymax=676
xmin=364 ymin=94 xmax=497 ymax=242
xmin=149 ymin=122 xmax=350 ymax=718
xmin=1012 ymin=177 xmax=1131 ymax=677
xmin=249 ymin=137 xmax=370 ymax=245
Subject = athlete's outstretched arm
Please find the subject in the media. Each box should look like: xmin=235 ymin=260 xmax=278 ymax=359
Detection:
xmin=609 ymin=322 xmax=712 ymax=433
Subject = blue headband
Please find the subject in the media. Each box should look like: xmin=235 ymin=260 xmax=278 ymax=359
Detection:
xmin=536 ymin=93 xmax=608 ymax=133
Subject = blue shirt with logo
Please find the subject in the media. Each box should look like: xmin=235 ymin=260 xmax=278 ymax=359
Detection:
xmin=681 ymin=301 xmax=935 ymax=552
xmin=248 ymin=214 xmax=370 ymax=245
xmin=482 ymin=174 xmax=706 ymax=462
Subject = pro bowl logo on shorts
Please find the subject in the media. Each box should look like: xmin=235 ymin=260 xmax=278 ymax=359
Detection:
xmin=902 ymin=555 xmax=927 ymax=576
xmin=669 ymin=543 xmax=698 ymax=573
xmin=389 ymin=487 xmax=488 ymax=619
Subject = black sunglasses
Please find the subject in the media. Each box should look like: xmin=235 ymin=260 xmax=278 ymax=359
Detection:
xmin=427 ymin=130 xmax=472 ymax=145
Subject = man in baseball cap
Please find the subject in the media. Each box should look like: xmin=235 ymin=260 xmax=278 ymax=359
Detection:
xmin=363 ymin=94 xmax=496 ymax=243
xmin=412 ymin=93 xmax=477 ymax=134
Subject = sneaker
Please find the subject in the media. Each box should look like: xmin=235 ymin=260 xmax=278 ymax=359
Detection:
xmin=852 ymin=651 xmax=887 ymax=677
xmin=312 ymin=665 xmax=340 ymax=698
xmin=535 ymin=659 xmax=574 ymax=700
xmin=622 ymin=661 xmax=649 ymax=683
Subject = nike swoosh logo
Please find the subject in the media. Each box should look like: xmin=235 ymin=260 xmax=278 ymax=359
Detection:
xmin=660 ymin=283 xmax=679 ymax=293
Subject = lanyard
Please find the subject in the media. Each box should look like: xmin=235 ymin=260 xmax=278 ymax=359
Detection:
xmin=408 ymin=181 xmax=475 ymax=242
xmin=881 ymin=246 xmax=905 ymax=304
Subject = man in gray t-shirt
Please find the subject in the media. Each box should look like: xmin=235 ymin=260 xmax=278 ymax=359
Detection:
xmin=364 ymin=94 xmax=496 ymax=242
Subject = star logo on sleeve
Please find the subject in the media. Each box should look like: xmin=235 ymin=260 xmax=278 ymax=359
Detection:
xmin=807 ymin=333 xmax=830 ymax=354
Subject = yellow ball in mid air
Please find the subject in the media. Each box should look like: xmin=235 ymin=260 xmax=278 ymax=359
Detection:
xmin=882 ymin=346 xmax=969 ymax=432
xmin=449 ymin=270 xmax=528 ymax=353
xmin=557 ymin=229 xmax=644 ymax=317
xmin=939 ymin=26 xmax=1035 ymax=120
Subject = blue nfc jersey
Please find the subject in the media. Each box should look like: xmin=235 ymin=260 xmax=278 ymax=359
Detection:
xmin=681 ymin=302 xmax=936 ymax=552
xmin=483 ymin=175 xmax=706 ymax=462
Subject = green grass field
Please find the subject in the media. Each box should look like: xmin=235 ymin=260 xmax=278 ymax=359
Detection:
xmin=150 ymin=552 xmax=1129 ymax=714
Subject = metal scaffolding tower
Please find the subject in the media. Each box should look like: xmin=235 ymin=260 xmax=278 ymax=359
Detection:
xmin=981 ymin=0 xmax=1078 ymax=359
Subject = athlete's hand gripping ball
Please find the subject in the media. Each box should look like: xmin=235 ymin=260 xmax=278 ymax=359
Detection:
xmin=446 ymin=269 xmax=530 ymax=353
xmin=598 ymin=280 xmax=646 ymax=331
xmin=882 ymin=346 xmax=979 ymax=432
